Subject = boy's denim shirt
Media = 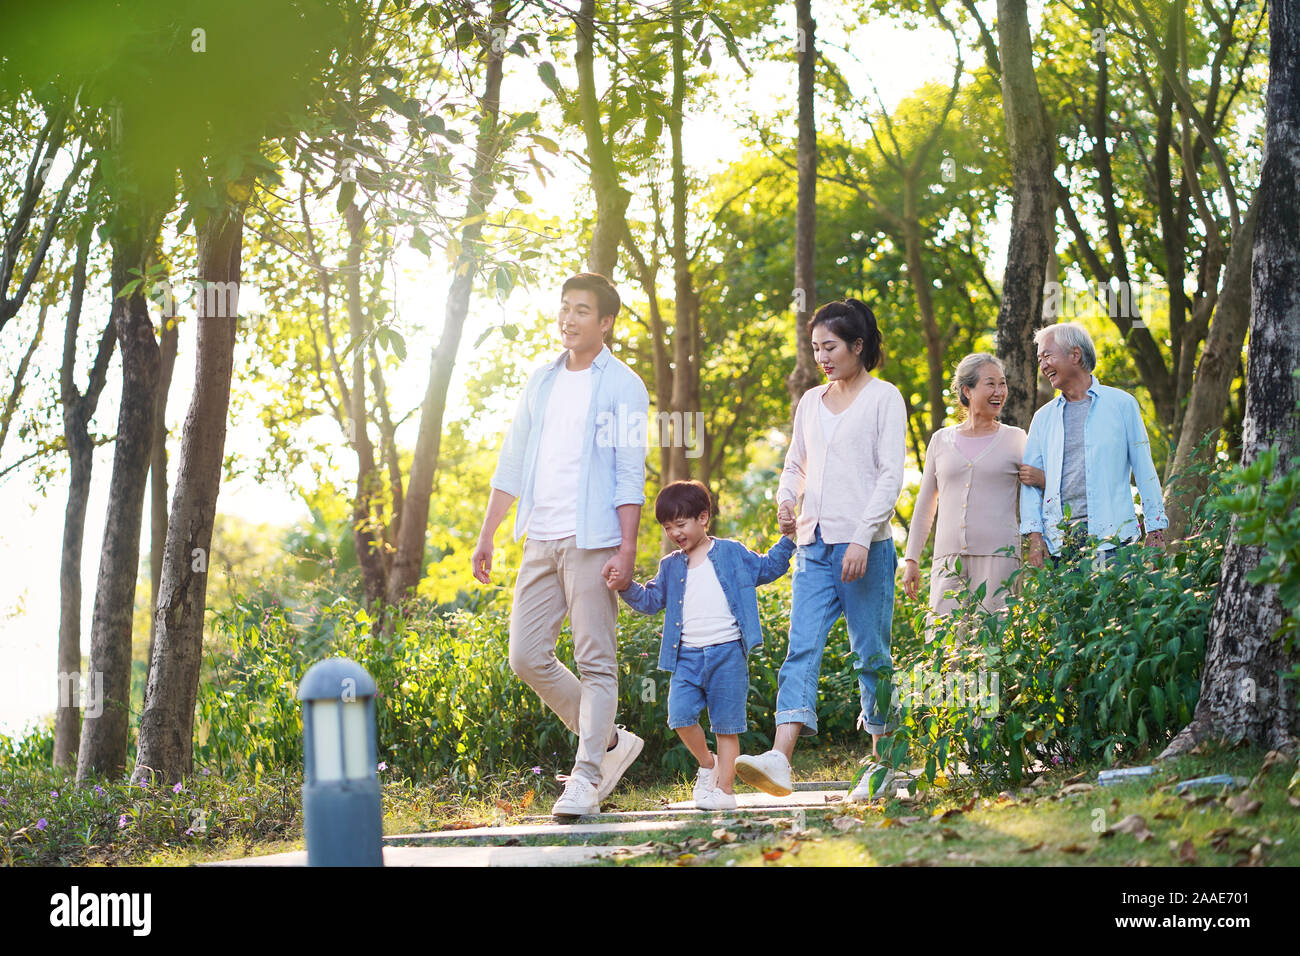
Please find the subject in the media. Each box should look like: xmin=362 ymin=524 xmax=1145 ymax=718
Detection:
xmin=620 ymin=536 xmax=795 ymax=672
xmin=490 ymin=345 xmax=650 ymax=549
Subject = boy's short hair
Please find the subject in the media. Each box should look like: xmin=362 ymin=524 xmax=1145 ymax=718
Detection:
xmin=561 ymin=272 xmax=621 ymax=320
xmin=655 ymin=479 xmax=711 ymax=525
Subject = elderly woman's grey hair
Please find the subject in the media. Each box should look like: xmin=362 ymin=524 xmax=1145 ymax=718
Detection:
xmin=1034 ymin=321 xmax=1097 ymax=372
xmin=951 ymin=352 xmax=1005 ymax=411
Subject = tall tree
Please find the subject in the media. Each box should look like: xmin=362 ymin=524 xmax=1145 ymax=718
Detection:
xmin=788 ymin=0 xmax=820 ymax=411
xmin=54 ymin=218 xmax=116 ymax=768
xmin=992 ymin=0 xmax=1054 ymax=430
xmin=1161 ymin=0 xmax=1300 ymax=756
xmin=134 ymin=198 xmax=246 ymax=784
xmin=386 ymin=0 xmax=510 ymax=604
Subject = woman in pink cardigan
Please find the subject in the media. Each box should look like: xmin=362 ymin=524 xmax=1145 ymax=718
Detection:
xmin=902 ymin=353 xmax=1039 ymax=620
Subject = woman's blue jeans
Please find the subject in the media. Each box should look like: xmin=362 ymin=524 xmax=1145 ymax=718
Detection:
xmin=775 ymin=527 xmax=897 ymax=735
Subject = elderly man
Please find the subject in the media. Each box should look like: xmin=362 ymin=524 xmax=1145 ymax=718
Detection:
xmin=1020 ymin=322 xmax=1168 ymax=568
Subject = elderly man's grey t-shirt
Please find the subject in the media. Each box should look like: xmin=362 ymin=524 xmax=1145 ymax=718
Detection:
xmin=1060 ymin=396 xmax=1092 ymax=520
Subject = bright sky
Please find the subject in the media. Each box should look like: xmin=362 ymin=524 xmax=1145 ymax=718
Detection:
xmin=0 ymin=10 xmax=968 ymax=736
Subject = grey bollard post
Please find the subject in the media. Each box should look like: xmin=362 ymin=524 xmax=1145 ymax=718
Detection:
xmin=298 ymin=658 xmax=384 ymax=866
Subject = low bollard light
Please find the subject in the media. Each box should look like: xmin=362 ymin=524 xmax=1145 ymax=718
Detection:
xmin=298 ymin=657 xmax=383 ymax=867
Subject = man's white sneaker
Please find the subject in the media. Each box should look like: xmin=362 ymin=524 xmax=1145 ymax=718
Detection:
xmin=848 ymin=763 xmax=895 ymax=802
xmin=551 ymin=775 xmax=600 ymax=821
xmin=597 ymin=725 xmax=644 ymax=801
xmin=695 ymin=787 xmax=737 ymax=811
xmin=692 ymin=757 xmax=717 ymax=803
xmin=734 ymin=750 xmax=793 ymax=797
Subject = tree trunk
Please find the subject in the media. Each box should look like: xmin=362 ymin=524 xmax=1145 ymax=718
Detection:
xmin=387 ymin=2 xmax=506 ymax=604
xmin=787 ymin=0 xmax=821 ymax=413
xmin=345 ymin=200 xmax=386 ymax=605
xmin=146 ymin=316 xmax=179 ymax=683
xmin=1164 ymin=196 xmax=1258 ymax=537
xmin=992 ymin=0 xmax=1054 ymax=431
xmin=1160 ymin=0 xmax=1300 ymax=757
xmin=76 ymin=224 xmax=160 ymax=783
xmin=666 ymin=0 xmax=698 ymax=484
xmin=576 ymin=0 xmax=628 ymax=277
xmin=55 ymin=225 xmax=115 ymax=769
xmin=902 ymin=183 xmax=944 ymax=441
xmin=133 ymin=202 xmax=245 ymax=785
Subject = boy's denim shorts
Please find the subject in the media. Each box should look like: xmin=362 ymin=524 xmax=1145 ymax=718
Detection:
xmin=667 ymin=639 xmax=748 ymax=735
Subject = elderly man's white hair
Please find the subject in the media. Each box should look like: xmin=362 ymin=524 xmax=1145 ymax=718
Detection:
xmin=1034 ymin=322 xmax=1097 ymax=372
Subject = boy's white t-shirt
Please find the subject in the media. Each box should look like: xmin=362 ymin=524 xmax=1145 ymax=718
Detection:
xmin=681 ymin=542 xmax=743 ymax=647
xmin=527 ymin=365 xmax=593 ymax=540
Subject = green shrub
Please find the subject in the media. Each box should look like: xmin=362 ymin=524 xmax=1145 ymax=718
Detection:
xmin=879 ymin=474 xmax=1231 ymax=789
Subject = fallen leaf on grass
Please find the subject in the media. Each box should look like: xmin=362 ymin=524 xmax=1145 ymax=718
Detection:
xmin=439 ymin=819 xmax=487 ymax=830
xmin=831 ymin=816 xmax=862 ymax=832
xmin=1226 ymin=793 xmax=1263 ymax=816
xmin=1018 ymin=842 xmax=1044 ymax=853
xmin=1106 ymin=814 xmax=1154 ymax=843
xmin=1172 ymin=839 xmax=1197 ymax=864
xmin=1257 ymin=750 xmax=1290 ymax=777
xmin=897 ymin=816 xmax=923 ymax=825
xmin=519 ymin=790 xmax=535 ymax=811
xmin=711 ymin=828 xmax=736 ymax=843
xmin=761 ymin=847 xmax=784 ymax=862
xmin=1061 ymin=783 xmax=1096 ymax=795
xmin=944 ymin=851 xmax=976 ymax=862
xmin=1058 ymin=843 xmax=1091 ymax=854
xmin=675 ymin=853 xmax=697 ymax=865
xmin=938 ymin=827 xmax=962 ymax=841
xmin=1250 ymin=843 xmax=1265 ymax=864
xmin=1153 ymin=810 xmax=1179 ymax=821
xmin=1289 ymin=796 xmax=1300 ymax=808
xmin=1065 ymin=771 xmax=1089 ymax=785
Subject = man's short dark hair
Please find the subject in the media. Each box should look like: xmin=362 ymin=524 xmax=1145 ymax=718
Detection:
xmin=562 ymin=272 xmax=621 ymax=320
xmin=655 ymin=479 xmax=712 ymax=525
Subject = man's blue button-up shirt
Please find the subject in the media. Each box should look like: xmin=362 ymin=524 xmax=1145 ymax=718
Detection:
xmin=619 ymin=536 xmax=795 ymax=673
xmin=1020 ymin=374 xmax=1168 ymax=555
xmin=490 ymin=345 xmax=649 ymax=549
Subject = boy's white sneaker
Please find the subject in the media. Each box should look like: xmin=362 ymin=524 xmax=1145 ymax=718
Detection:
xmin=847 ymin=763 xmax=895 ymax=802
xmin=695 ymin=787 xmax=737 ymax=811
xmin=551 ymin=775 xmax=600 ymax=821
xmin=597 ymin=725 xmax=644 ymax=801
xmin=692 ymin=757 xmax=717 ymax=803
xmin=734 ymin=750 xmax=793 ymax=797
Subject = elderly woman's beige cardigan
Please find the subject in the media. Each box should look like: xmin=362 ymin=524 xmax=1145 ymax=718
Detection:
xmin=904 ymin=422 xmax=1027 ymax=563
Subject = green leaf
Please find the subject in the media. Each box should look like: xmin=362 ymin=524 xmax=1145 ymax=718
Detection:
xmin=336 ymin=180 xmax=356 ymax=213
xmin=537 ymin=61 xmax=562 ymax=98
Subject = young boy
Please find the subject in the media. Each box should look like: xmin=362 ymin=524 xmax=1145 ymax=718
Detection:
xmin=608 ymin=480 xmax=794 ymax=809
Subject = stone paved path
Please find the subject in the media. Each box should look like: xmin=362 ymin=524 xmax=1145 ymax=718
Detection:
xmin=205 ymin=782 xmax=875 ymax=867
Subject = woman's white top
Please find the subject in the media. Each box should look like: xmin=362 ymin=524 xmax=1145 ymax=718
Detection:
xmin=778 ymin=376 xmax=907 ymax=547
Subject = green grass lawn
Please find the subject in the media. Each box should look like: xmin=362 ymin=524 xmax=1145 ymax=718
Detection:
xmin=598 ymin=744 xmax=1300 ymax=867
xmin=4 ymin=741 xmax=1296 ymax=866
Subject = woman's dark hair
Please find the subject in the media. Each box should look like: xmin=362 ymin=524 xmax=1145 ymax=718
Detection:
xmin=808 ymin=298 xmax=883 ymax=370
xmin=655 ymin=479 xmax=712 ymax=525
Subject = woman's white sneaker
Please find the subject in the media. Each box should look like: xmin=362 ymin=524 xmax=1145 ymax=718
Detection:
xmin=734 ymin=750 xmax=793 ymax=796
xmin=695 ymin=787 xmax=737 ymax=810
xmin=848 ymin=763 xmax=895 ymax=802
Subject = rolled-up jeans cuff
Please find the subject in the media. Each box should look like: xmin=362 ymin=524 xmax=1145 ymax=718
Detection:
xmin=775 ymin=707 xmax=818 ymax=735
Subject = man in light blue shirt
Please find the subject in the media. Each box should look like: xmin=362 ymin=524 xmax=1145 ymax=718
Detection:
xmin=1020 ymin=321 xmax=1168 ymax=568
xmin=472 ymin=273 xmax=649 ymax=821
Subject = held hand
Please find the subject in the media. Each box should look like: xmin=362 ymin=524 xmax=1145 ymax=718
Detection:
xmin=601 ymin=548 xmax=635 ymax=592
xmin=777 ymin=501 xmax=797 ymax=536
xmin=1027 ymin=533 xmax=1046 ymax=569
xmin=603 ymin=564 xmax=631 ymax=592
xmin=471 ymin=537 xmax=494 ymax=584
xmin=841 ymin=543 xmax=869 ymax=583
xmin=1144 ymin=528 xmax=1166 ymax=551
xmin=1018 ymin=464 xmax=1045 ymax=489
xmin=901 ymin=559 xmax=920 ymax=601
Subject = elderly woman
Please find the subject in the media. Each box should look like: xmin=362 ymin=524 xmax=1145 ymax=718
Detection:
xmin=903 ymin=353 xmax=1036 ymax=620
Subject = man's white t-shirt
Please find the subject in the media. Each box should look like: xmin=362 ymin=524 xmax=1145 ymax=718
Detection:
xmin=681 ymin=542 xmax=743 ymax=647
xmin=527 ymin=365 xmax=593 ymax=540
